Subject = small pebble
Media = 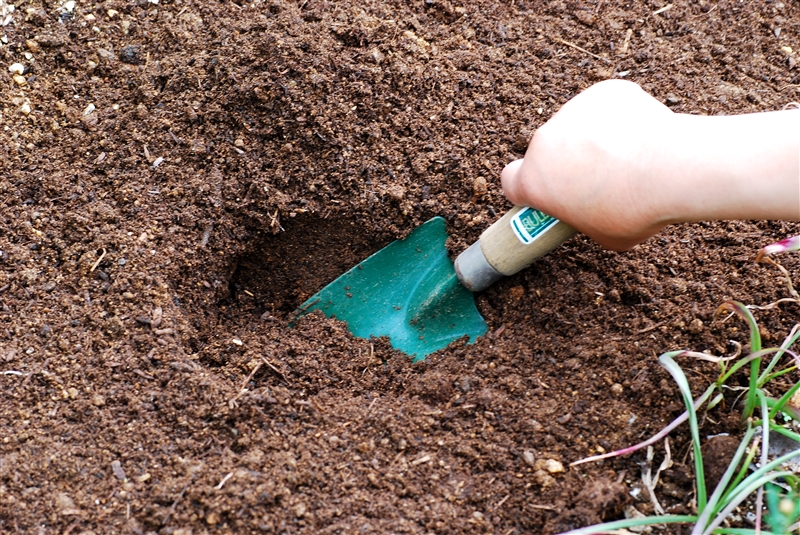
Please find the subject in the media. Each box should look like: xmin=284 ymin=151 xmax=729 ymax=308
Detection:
xmin=688 ymin=318 xmax=704 ymax=334
xmin=472 ymin=176 xmax=488 ymax=197
xmin=55 ymin=492 xmax=76 ymax=511
xmin=119 ymin=45 xmax=142 ymax=65
xmin=544 ymin=459 xmax=564 ymax=473
xmin=386 ymin=184 xmax=405 ymax=201
xmin=8 ymin=62 xmax=24 ymax=74
xmin=111 ymin=460 xmax=126 ymax=480
xmin=533 ymin=469 xmax=555 ymax=487
xmin=534 ymin=458 xmax=564 ymax=473
xmin=294 ymin=502 xmax=307 ymax=518
xmin=522 ymin=450 xmax=536 ymax=466
xmin=575 ymin=11 xmax=596 ymax=26
xmin=92 ymin=394 xmax=106 ymax=407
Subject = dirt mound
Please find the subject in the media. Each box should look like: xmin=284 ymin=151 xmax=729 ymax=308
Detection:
xmin=1 ymin=0 xmax=798 ymax=533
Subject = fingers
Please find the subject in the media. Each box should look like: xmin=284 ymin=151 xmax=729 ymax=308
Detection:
xmin=500 ymin=159 xmax=526 ymax=207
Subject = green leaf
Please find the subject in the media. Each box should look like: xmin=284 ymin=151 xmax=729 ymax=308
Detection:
xmin=659 ymin=352 xmax=707 ymax=510
xmin=694 ymin=426 xmax=756 ymax=533
xmin=765 ymin=482 xmax=800 ymax=534
xmin=557 ymin=515 xmax=698 ymax=535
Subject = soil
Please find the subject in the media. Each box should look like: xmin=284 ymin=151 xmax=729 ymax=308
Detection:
xmin=1 ymin=0 xmax=799 ymax=533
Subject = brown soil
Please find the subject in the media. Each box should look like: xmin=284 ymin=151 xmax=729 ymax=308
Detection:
xmin=1 ymin=0 xmax=799 ymax=533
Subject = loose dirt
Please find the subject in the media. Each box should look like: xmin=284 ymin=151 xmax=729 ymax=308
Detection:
xmin=1 ymin=0 xmax=799 ymax=533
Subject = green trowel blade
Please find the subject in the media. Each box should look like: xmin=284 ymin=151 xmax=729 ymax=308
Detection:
xmin=295 ymin=217 xmax=487 ymax=361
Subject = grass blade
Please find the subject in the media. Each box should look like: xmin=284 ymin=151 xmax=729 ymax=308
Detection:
xmin=716 ymin=301 xmax=761 ymax=420
xmin=711 ymin=529 xmax=780 ymax=535
xmin=701 ymin=471 xmax=794 ymax=535
xmin=692 ymin=426 xmax=756 ymax=535
xmin=753 ymin=392 xmax=770 ymax=534
xmin=768 ymin=375 xmax=800 ymax=421
xmin=570 ymin=383 xmax=715 ymax=467
xmin=659 ymin=352 xmax=707 ymax=510
xmin=758 ymin=324 xmax=800 ymax=384
xmin=557 ymin=515 xmax=697 ymax=535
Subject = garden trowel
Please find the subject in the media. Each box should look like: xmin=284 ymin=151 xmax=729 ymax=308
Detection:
xmin=294 ymin=206 xmax=576 ymax=360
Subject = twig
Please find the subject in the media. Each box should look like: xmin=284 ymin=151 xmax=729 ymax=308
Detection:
xmin=636 ymin=320 xmax=668 ymax=334
xmin=493 ymin=494 xmax=510 ymax=510
xmin=311 ymin=397 xmax=327 ymax=413
xmin=757 ymin=256 xmax=800 ymax=300
xmin=289 ymin=299 xmax=319 ymax=321
xmin=747 ymin=297 xmax=800 ymax=311
xmin=90 ymin=248 xmax=107 ymax=272
xmin=642 ymin=438 xmax=672 ymax=515
xmin=200 ymin=223 xmax=213 ymax=247
xmin=216 ymin=472 xmax=234 ymax=490
xmin=262 ymin=356 xmax=289 ymax=384
xmin=653 ymin=4 xmax=673 ymax=15
xmin=550 ymin=36 xmax=611 ymax=63
xmin=228 ymin=360 xmax=263 ymax=408
xmin=619 ymin=28 xmax=633 ymax=54
xmin=22 ymin=358 xmax=51 ymax=386
xmin=162 ymin=477 xmax=193 ymax=526
xmin=2 ymin=370 xmax=24 ymax=376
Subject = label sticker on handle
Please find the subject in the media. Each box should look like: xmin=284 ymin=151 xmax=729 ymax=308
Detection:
xmin=510 ymin=207 xmax=559 ymax=245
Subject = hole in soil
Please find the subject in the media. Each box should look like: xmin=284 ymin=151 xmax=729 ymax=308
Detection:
xmin=228 ymin=214 xmax=391 ymax=318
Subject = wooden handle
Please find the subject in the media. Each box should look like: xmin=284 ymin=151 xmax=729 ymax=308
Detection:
xmin=479 ymin=206 xmax=577 ymax=276
xmin=455 ymin=206 xmax=577 ymax=292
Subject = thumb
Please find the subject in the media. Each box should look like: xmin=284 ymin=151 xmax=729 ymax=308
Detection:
xmin=500 ymin=159 xmax=526 ymax=206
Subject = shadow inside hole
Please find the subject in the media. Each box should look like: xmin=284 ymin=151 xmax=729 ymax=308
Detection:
xmin=228 ymin=214 xmax=390 ymax=318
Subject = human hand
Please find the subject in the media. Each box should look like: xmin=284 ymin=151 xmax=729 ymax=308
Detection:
xmin=501 ymin=79 xmax=800 ymax=251
xmin=501 ymin=79 xmax=677 ymax=251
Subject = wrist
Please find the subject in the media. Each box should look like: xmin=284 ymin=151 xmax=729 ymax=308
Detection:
xmin=654 ymin=110 xmax=800 ymax=225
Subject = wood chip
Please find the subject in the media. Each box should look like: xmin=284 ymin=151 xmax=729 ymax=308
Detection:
xmin=411 ymin=454 xmax=431 ymax=466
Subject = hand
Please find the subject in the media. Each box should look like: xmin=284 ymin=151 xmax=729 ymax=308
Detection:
xmin=501 ymin=79 xmax=800 ymax=251
xmin=501 ymin=80 xmax=676 ymax=251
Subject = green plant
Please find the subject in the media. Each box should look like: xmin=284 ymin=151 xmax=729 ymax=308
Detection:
xmin=560 ymin=236 xmax=800 ymax=535
xmin=765 ymin=482 xmax=800 ymax=534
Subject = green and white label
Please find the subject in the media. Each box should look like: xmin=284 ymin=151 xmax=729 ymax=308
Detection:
xmin=510 ymin=207 xmax=559 ymax=245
